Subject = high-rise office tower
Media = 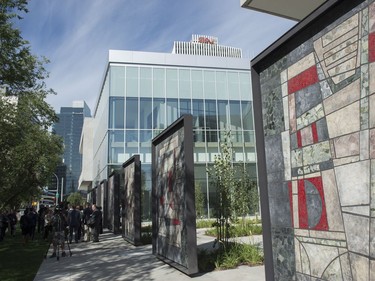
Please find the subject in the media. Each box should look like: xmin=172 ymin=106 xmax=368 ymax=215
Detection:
xmin=53 ymin=101 xmax=91 ymax=195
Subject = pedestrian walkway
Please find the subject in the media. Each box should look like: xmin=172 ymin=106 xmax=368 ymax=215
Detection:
xmin=34 ymin=229 xmax=265 ymax=281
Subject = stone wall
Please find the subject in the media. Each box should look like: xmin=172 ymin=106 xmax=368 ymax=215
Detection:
xmin=252 ymin=0 xmax=375 ymax=280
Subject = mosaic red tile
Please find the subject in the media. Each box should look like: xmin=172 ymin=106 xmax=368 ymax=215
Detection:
xmin=298 ymin=179 xmax=308 ymax=229
xmin=288 ymin=65 xmax=319 ymax=95
xmin=311 ymin=122 xmax=319 ymax=143
xmin=369 ymin=32 xmax=375 ymax=63
xmin=297 ymin=130 xmax=302 ymax=148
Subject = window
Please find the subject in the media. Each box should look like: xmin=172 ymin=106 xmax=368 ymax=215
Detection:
xmin=126 ymin=67 xmax=138 ymax=96
xmin=140 ymin=97 xmax=152 ymax=129
xmin=126 ymin=97 xmax=138 ymax=129
xmin=153 ymin=98 xmax=165 ymax=129
xmin=109 ymin=97 xmax=124 ymax=129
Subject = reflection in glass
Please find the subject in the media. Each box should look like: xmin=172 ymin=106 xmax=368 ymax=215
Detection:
xmin=241 ymin=101 xmax=254 ymax=130
xmin=140 ymin=97 xmax=152 ymax=129
xmin=229 ymin=101 xmax=241 ymax=130
xmin=218 ymin=100 xmax=229 ymax=130
xmin=166 ymin=98 xmax=179 ymax=126
xmin=126 ymin=98 xmax=138 ymax=129
xmin=109 ymin=97 xmax=124 ymax=129
xmin=192 ymin=99 xmax=204 ymax=128
xmin=180 ymin=99 xmax=191 ymax=116
xmin=153 ymin=98 xmax=166 ymax=129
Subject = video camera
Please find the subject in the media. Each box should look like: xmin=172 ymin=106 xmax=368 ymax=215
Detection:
xmin=54 ymin=205 xmax=63 ymax=214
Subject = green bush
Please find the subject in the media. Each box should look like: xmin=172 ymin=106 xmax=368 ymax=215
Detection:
xmin=196 ymin=219 xmax=216 ymax=229
xmin=204 ymin=221 xmax=262 ymax=237
xmin=141 ymin=232 xmax=152 ymax=244
xmin=141 ymin=225 xmax=152 ymax=233
xmin=198 ymin=243 xmax=263 ymax=272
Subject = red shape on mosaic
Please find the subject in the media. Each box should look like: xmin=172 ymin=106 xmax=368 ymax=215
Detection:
xmin=288 ymin=182 xmax=294 ymax=227
xmin=297 ymin=177 xmax=329 ymax=231
xmin=311 ymin=122 xmax=319 ymax=143
xmin=307 ymin=177 xmax=328 ymax=230
xmin=288 ymin=65 xmax=319 ymax=95
xmin=369 ymin=32 xmax=375 ymax=63
xmin=297 ymin=130 xmax=302 ymax=148
xmin=297 ymin=179 xmax=308 ymax=229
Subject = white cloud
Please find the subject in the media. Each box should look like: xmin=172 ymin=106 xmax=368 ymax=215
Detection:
xmin=16 ymin=0 xmax=295 ymax=113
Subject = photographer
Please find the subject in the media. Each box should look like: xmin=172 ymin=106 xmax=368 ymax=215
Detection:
xmin=49 ymin=205 xmax=67 ymax=258
xmin=88 ymin=204 xmax=101 ymax=243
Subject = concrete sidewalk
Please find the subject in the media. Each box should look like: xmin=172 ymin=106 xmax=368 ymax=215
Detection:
xmin=34 ymin=230 xmax=265 ymax=281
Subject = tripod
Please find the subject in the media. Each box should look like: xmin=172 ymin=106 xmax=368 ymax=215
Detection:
xmin=44 ymin=212 xmax=72 ymax=261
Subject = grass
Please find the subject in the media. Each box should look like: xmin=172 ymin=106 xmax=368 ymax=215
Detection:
xmin=0 ymin=225 xmax=49 ymax=281
xmin=204 ymin=219 xmax=263 ymax=237
xmin=196 ymin=219 xmax=216 ymax=229
xmin=198 ymin=242 xmax=264 ymax=272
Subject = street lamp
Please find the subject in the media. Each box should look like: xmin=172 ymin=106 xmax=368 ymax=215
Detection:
xmin=51 ymin=173 xmax=59 ymax=204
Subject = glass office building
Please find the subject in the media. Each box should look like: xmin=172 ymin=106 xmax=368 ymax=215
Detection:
xmin=91 ymin=37 xmax=256 ymax=218
xmin=53 ymin=101 xmax=91 ymax=195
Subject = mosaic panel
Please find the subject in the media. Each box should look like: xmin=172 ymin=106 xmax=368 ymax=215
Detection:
xmin=254 ymin=1 xmax=374 ymax=280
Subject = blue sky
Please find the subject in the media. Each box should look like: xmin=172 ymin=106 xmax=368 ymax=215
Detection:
xmin=15 ymin=0 xmax=295 ymax=113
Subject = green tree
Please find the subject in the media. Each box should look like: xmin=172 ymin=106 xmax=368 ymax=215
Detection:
xmin=207 ymin=132 xmax=235 ymax=247
xmin=67 ymin=192 xmax=85 ymax=207
xmin=0 ymin=0 xmax=63 ymax=211
xmin=207 ymin=131 xmax=259 ymax=247
xmin=195 ymin=181 xmax=205 ymax=218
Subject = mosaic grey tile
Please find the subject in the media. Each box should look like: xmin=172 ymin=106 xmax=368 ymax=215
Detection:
xmin=319 ymin=79 xmax=334 ymax=100
xmin=369 ymin=93 xmax=375 ymax=128
xmin=321 ymin=254 xmax=343 ymax=280
xmin=344 ymin=213 xmax=370 ymax=255
xmin=272 ymin=227 xmax=296 ymax=281
xmin=335 ymin=160 xmax=370 ymax=206
xmin=267 ymin=171 xmax=284 ymax=184
xmin=360 ymin=97 xmax=369 ymax=130
xmin=262 ymin=79 xmax=285 ymax=136
xmin=287 ymin=41 xmax=314 ymax=68
xmin=265 ymin=134 xmax=284 ymax=173
xmin=350 ymin=253 xmax=370 ymax=281
xmin=302 ymin=243 xmax=341 ymax=278
xmin=295 ymin=272 xmax=311 ymax=281
xmin=370 ymin=218 xmax=375 ymax=258
xmin=316 ymin=118 xmax=329 ymax=142
xmin=302 ymin=141 xmax=331 ymax=166
xmin=295 ymin=84 xmax=323 ymax=118
xmin=361 ymin=64 xmax=369 ymax=98
xmin=290 ymin=132 xmax=298 ymax=150
xmin=305 ymin=180 xmax=323 ymax=228
xmin=269 ymin=196 xmax=292 ymax=227
xmin=339 ymin=253 xmax=353 ymax=281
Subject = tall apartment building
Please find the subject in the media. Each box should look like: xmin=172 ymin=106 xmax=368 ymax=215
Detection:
xmin=79 ymin=35 xmax=256 ymax=218
xmin=53 ymin=101 xmax=91 ymax=195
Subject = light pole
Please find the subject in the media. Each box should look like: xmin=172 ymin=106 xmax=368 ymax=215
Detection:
xmin=51 ymin=173 xmax=59 ymax=204
xmin=60 ymin=177 xmax=64 ymax=204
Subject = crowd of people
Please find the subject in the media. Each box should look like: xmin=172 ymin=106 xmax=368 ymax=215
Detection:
xmin=0 ymin=210 xmax=18 ymax=242
xmin=0 ymin=203 xmax=103 ymax=258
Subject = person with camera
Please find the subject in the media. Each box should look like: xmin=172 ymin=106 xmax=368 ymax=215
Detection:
xmin=88 ymin=204 xmax=102 ymax=243
xmin=50 ymin=205 xmax=67 ymax=258
xmin=82 ymin=203 xmax=92 ymax=242
xmin=68 ymin=205 xmax=80 ymax=243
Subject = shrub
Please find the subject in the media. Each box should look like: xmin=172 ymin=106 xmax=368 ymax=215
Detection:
xmin=198 ymin=243 xmax=263 ymax=272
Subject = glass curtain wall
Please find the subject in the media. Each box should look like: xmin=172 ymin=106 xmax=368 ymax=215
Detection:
xmin=105 ymin=65 xmax=255 ymax=219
